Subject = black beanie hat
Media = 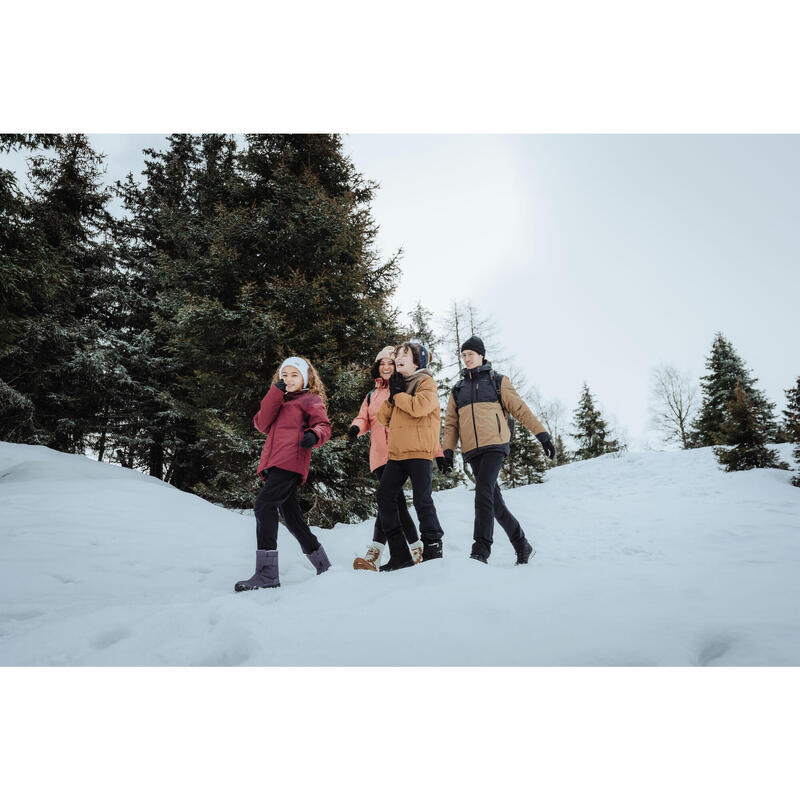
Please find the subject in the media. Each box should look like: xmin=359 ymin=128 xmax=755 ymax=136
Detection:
xmin=460 ymin=336 xmax=485 ymax=357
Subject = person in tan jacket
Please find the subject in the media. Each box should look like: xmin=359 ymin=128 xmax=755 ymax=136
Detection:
xmin=442 ymin=336 xmax=555 ymax=565
xmin=374 ymin=341 xmax=447 ymax=571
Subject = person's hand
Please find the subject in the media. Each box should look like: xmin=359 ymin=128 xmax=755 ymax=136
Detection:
xmin=274 ymin=379 xmax=287 ymax=394
xmin=443 ymin=449 xmax=454 ymax=471
xmin=300 ymin=429 xmax=318 ymax=449
xmin=536 ymin=431 xmax=556 ymax=459
xmin=436 ymin=453 xmax=453 ymax=474
xmin=347 ymin=425 xmax=360 ymax=442
xmin=388 ymin=372 xmax=405 ymax=404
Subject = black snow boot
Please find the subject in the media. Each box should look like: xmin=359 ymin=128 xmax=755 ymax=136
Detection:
xmin=515 ymin=540 xmax=535 ymax=565
xmin=306 ymin=545 xmax=331 ymax=575
xmin=470 ymin=551 xmax=488 ymax=564
xmin=379 ymin=530 xmax=415 ymax=572
xmin=421 ymin=539 xmax=443 ymax=561
xmin=234 ymin=549 xmax=279 ymax=591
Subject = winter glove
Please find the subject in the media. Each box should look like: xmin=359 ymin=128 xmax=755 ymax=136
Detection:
xmin=536 ymin=431 xmax=556 ymax=459
xmin=274 ymin=379 xmax=287 ymax=394
xmin=439 ymin=449 xmax=454 ymax=473
xmin=347 ymin=425 xmax=360 ymax=442
xmin=300 ymin=429 xmax=318 ymax=449
xmin=388 ymin=372 xmax=406 ymax=404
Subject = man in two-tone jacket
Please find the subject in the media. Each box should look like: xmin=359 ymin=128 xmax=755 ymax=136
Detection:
xmin=442 ymin=336 xmax=556 ymax=565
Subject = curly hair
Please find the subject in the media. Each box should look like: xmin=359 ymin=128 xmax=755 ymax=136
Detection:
xmin=270 ymin=357 xmax=327 ymax=407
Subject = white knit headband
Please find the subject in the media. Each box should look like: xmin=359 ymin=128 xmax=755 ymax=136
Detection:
xmin=280 ymin=357 xmax=309 ymax=387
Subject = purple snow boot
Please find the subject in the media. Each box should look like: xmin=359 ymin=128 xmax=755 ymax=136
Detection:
xmin=306 ymin=545 xmax=331 ymax=575
xmin=234 ymin=549 xmax=279 ymax=591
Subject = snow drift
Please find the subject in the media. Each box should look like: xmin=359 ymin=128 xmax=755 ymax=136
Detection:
xmin=1 ymin=441 xmax=799 ymax=666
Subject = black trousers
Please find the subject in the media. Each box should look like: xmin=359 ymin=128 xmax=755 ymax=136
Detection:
xmin=372 ymin=464 xmax=419 ymax=546
xmin=377 ymin=459 xmax=444 ymax=544
xmin=254 ymin=467 xmax=321 ymax=554
xmin=469 ymin=451 xmax=525 ymax=558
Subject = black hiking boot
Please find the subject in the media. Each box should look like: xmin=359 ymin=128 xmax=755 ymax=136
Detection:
xmin=421 ymin=540 xmax=443 ymax=561
xmin=470 ymin=552 xmax=488 ymax=564
xmin=515 ymin=540 xmax=535 ymax=565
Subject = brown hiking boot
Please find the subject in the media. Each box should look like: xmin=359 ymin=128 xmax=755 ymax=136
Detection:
xmin=353 ymin=543 xmax=383 ymax=571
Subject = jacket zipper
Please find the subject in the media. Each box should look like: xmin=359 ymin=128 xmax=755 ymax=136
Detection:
xmin=496 ymin=414 xmax=502 ymax=435
xmin=470 ymin=377 xmax=480 ymax=448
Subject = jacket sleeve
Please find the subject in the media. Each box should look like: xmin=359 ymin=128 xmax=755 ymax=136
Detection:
xmin=442 ymin=391 xmax=460 ymax=452
xmin=253 ymin=384 xmax=285 ymax=433
xmin=392 ymin=376 xmax=439 ymax=418
xmin=376 ymin=398 xmax=393 ymax=427
xmin=306 ymin=396 xmax=332 ymax=448
xmin=350 ymin=395 xmax=370 ymax=435
xmin=500 ymin=377 xmax=546 ymax=436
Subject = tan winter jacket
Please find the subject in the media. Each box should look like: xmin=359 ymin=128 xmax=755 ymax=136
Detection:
xmin=443 ymin=365 xmax=545 ymax=460
xmin=376 ymin=370 xmax=441 ymax=461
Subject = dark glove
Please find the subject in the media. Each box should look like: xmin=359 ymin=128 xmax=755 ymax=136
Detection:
xmin=347 ymin=425 xmax=360 ymax=442
xmin=536 ymin=431 xmax=555 ymax=459
xmin=436 ymin=454 xmax=453 ymax=475
xmin=388 ymin=372 xmax=405 ymax=404
xmin=438 ymin=449 xmax=454 ymax=473
xmin=274 ymin=379 xmax=287 ymax=394
xmin=300 ymin=429 xmax=318 ymax=449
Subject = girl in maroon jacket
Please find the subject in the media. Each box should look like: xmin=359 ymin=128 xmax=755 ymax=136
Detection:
xmin=235 ymin=356 xmax=333 ymax=591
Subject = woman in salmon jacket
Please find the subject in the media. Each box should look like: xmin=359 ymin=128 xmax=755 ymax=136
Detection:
xmin=234 ymin=356 xmax=332 ymax=592
xmin=347 ymin=346 xmax=425 ymax=570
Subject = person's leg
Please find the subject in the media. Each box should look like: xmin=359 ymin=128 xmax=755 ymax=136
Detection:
xmin=493 ymin=482 xmax=526 ymax=552
xmin=235 ymin=469 xmax=297 ymax=591
xmin=371 ymin=465 xmax=388 ymax=546
xmin=405 ymin=459 xmax=444 ymax=560
xmin=470 ymin=451 xmax=505 ymax=561
xmin=254 ymin=468 xmax=300 ymax=550
xmin=377 ymin=461 xmax=414 ymax=570
xmin=396 ymin=488 xmax=420 ymax=545
xmin=279 ymin=479 xmax=321 ymax=555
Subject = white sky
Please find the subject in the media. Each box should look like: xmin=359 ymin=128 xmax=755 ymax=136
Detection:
xmin=4 ymin=134 xmax=798 ymax=447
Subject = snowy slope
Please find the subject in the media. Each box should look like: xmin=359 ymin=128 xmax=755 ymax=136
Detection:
xmin=1 ymin=441 xmax=799 ymax=666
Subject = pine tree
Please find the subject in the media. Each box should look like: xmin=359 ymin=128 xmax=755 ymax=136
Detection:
xmin=714 ymin=381 xmax=787 ymax=472
xmin=691 ymin=332 xmax=777 ymax=447
xmin=782 ymin=376 xmax=800 ymax=486
xmin=571 ymin=382 xmax=620 ymax=460
xmin=0 ymin=135 xmax=122 ymax=453
xmin=553 ymin=433 xmax=572 ymax=466
xmin=500 ymin=422 xmax=546 ymax=487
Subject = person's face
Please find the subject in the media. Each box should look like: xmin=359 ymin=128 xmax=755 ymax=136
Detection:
xmin=462 ymin=349 xmax=482 ymax=370
xmin=281 ymin=365 xmax=304 ymax=392
xmin=394 ymin=347 xmax=415 ymax=376
xmin=378 ymin=358 xmax=395 ymax=380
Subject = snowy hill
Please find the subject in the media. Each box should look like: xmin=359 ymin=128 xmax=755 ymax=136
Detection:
xmin=1 ymin=441 xmax=799 ymax=666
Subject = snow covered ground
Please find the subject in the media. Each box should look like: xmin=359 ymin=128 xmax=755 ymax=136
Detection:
xmin=1 ymin=441 xmax=798 ymax=666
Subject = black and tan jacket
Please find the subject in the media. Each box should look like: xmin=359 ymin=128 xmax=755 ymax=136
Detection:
xmin=443 ymin=362 xmax=545 ymax=461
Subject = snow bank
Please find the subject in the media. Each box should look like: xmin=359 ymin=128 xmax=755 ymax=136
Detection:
xmin=1 ymin=441 xmax=799 ymax=665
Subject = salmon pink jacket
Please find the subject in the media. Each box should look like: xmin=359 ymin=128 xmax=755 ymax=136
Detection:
xmin=254 ymin=384 xmax=332 ymax=483
xmin=351 ymin=378 xmax=443 ymax=473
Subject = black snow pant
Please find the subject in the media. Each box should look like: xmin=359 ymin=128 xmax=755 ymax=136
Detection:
xmin=468 ymin=451 xmax=526 ymax=559
xmin=371 ymin=464 xmax=419 ymax=546
xmin=377 ymin=459 xmax=444 ymax=547
xmin=254 ymin=467 xmax=321 ymax=554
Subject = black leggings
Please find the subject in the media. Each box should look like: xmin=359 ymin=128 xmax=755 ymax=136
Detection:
xmin=254 ymin=467 xmax=321 ymax=554
xmin=372 ymin=464 xmax=419 ymax=546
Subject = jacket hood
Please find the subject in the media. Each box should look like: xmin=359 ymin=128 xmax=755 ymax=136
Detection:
xmin=461 ymin=361 xmax=494 ymax=380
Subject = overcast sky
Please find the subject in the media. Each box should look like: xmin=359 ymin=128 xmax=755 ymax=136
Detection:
xmin=5 ymin=134 xmax=798 ymax=448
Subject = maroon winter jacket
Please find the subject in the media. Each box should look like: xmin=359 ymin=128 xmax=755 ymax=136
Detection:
xmin=254 ymin=384 xmax=332 ymax=484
